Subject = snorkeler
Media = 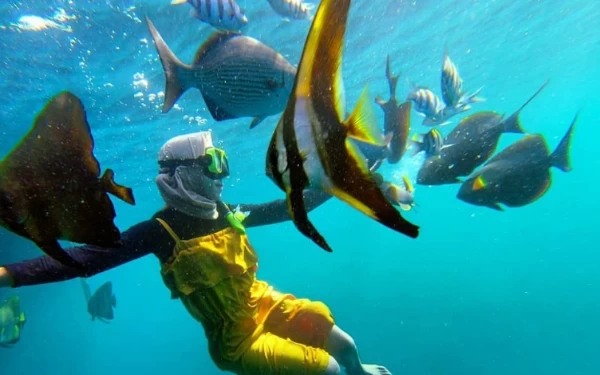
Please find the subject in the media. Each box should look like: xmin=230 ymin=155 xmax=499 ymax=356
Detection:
xmin=0 ymin=131 xmax=392 ymax=375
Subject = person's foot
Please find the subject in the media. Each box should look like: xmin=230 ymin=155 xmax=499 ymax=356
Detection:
xmin=359 ymin=364 xmax=392 ymax=375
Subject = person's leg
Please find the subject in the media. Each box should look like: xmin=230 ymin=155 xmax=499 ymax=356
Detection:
xmin=240 ymin=332 xmax=340 ymax=375
xmin=326 ymin=325 xmax=391 ymax=375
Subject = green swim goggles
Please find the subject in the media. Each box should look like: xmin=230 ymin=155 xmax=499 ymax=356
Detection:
xmin=159 ymin=147 xmax=230 ymax=180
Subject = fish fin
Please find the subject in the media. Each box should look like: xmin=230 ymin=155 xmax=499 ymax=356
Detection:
xmin=201 ymin=92 xmax=237 ymax=121
xmin=502 ymin=80 xmax=550 ymax=134
xmin=100 ymin=169 xmax=135 ymax=205
xmin=112 ymin=294 xmax=117 ymax=308
xmin=410 ymin=139 xmax=423 ymax=156
xmin=249 ymin=116 xmax=266 ymax=129
xmin=399 ymin=203 xmax=412 ymax=211
xmin=464 ymin=87 xmax=485 ymax=104
xmin=326 ymin=139 xmax=419 ymax=238
xmin=385 ymin=55 xmax=399 ymax=98
xmin=19 ymin=312 xmax=26 ymax=325
xmin=170 ymin=0 xmax=187 ymax=4
xmin=472 ymin=175 xmax=487 ymax=191
xmin=286 ymin=186 xmax=332 ymax=252
xmin=0 ymin=325 xmax=19 ymax=345
xmin=293 ymin=0 xmax=348 ymax=122
xmin=81 ymin=278 xmax=92 ymax=304
xmin=145 ymin=16 xmax=193 ymax=113
xmin=343 ymin=85 xmax=386 ymax=146
xmin=402 ymin=175 xmax=414 ymax=193
xmin=375 ymin=96 xmax=386 ymax=107
xmin=550 ymin=111 xmax=578 ymax=172
xmin=488 ymin=202 xmax=504 ymax=211
xmin=369 ymin=158 xmax=384 ymax=172
xmin=38 ymin=241 xmax=84 ymax=269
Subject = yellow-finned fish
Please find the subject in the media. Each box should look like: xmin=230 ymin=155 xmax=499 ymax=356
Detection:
xmin=265 ymin=0 xmax=419 ymax=252
xmin=0 ymin=296 xmax=26 ymax=347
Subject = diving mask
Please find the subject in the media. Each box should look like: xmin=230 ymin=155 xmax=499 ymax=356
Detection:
xmin=159 ymin=147 xmax=230 ymax=180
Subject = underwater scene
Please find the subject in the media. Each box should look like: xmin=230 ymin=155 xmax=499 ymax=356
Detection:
xmin=0 ymin=0 xmax=599 ymax=374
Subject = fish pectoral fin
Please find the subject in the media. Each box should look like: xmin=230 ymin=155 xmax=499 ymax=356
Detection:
xmin=285 ymin=187 xmax=332 ymax=252
xmin=343 ymin=85 xmax=386 ymax=146
xmin=402 ymin=175 xmax=415 ymax=193
xmin=472 ymin=175 xmax=487 ymax=191
xmin=201 ymin=92 xmax=237 ymax=121
xmin=249 ymin=116 xmax=267 ymax=129
xmin=101 ymin=169 xmax=135 ymax=205
xmin=489 ymin=203 xmax=504 ymax=211
xmin=399 ymin=204 xmax=412 ymax=211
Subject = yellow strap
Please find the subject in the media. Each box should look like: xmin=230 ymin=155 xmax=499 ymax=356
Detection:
xmin=156 ymin=218 xmax=181 ymax=242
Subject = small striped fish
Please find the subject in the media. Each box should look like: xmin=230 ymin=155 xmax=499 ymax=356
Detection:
xmin=441 ymin=48 xmax=484 ymax=110
xmin=410 ymin=128 xmax=453 ymax=158
xmin=172 ymin=0 xmax=248 ymax=31
xmin=406 ymin=86 xmax=448 ymax=126
xmin=266 ymin=0 xmax=315 ymax=21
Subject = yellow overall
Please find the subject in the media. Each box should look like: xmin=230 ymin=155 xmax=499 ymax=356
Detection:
xmin=156 ymin=218 xmax=335 ymax=375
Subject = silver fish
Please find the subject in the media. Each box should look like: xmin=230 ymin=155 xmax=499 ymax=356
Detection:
xmin=265 ymin=0 xmax=419 ymax=252
xmin=266 ymin=0 xmax=315 ymax=21
xmin=146 ymin=16 xmax=297 ymax=129
xmin=406 ymin=86 xmax=449 ymax=126
xmin=171 ymin=0 xmax=248 ymax=31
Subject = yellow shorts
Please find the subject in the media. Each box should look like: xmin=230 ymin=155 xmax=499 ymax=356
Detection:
xmin=240 ymin=297 xmax=335 ymax=375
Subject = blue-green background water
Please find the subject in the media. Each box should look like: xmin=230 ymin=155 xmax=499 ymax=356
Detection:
xmin=1 ymin=0 xmax=599 ymax=374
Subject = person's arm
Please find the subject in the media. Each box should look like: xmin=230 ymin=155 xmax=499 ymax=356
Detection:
xmin=233 ymin=189 xmax=332 ymax=228
xmin=0 ymin=219 xmax=165 ymax=288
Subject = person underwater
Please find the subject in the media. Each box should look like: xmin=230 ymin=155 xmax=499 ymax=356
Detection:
xmin=0 ymin=131 xmax=393 ymax=375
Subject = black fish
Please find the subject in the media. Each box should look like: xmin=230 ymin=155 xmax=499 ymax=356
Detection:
xmin=265 ymin=0 xmax=419 ymax=252
xmin=0 ymin=92 xmax=135 ymax=269
xmin=457 ymin=113 xmax=577 ymax=210
xmin=375 ymin=55 xmax=412 ymax=164
xmin=417 ymin=80 xmax=549 ymax=186
xmin=145 ymin=16 xmax=297 ymax=129
xmin=84 ymin=280 xmax=117 ymax=323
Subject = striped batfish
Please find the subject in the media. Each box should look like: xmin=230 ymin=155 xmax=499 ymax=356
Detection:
xmin=145 ymin=16 xmax=297 ymax=129
xmin=171 ymin=0 xmax=248 ymax=31
xmin=266 ymin=0 xmax=315 ymax=21
xmin=265 ymin=0 xmax=420 ymax=252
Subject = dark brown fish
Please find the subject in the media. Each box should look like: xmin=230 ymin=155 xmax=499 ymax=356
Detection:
xmin=457 ymin=113 xmax=577 ymax=210
xmin=145 ymin=16 xmax=297 ymax=129
xmin=375 ymin=55 xmax=411 ymax=164
xmin=417 ymin=80 xmax=549 ymax=186
xmin=0 ymin=92 xmax=135 ymax=269
xmin=265 ymin=0 xmax=419 ymax=252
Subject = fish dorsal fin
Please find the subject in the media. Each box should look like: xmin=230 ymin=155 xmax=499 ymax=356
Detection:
xmin=294 ymin=0 xmax=349 ymax=122
xmin=343 ymin=85 xmax=386 ymax=146
xmin=193 ymin=32 xmax=241 ymax=64
xmin=402 ymin=175 xmax=414 ymax=193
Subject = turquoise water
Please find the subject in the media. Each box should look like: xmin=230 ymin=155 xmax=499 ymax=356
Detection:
xmin=1 ymin=0 xmax=599 ymax=374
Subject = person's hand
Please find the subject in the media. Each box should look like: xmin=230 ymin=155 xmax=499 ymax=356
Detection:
xmin=0 ymin=267 xmax=14 ymax=288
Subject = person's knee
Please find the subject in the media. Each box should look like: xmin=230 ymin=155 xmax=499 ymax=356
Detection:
xmin=324 ymin=356 xmax=341 ymax=375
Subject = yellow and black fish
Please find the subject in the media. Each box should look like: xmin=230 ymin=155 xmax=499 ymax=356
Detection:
xmin=0 ymin=92 xmax=135 ymax=269
xmin=265 ymin=0 xmax=419 ymax=252
xmin=417 ymin=80 xmax=549 ymax=186
xmin=145 ymin=16 xmax=297 ymax=129
xmin=457 ymin=113 xmax=577 ymax=210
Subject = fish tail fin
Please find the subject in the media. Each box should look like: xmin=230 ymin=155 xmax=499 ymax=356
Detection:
xmin=100 ymin=169 xmax=135 ymax=205
xmin=385 ymin=55 xmax=400 ymax=98
xmin=550 ymin=111 xmax=578 ymax=172
xmin=343 ymin=85 xmax=386 ymax=146
xmin=503 ymin=79 xmax=550 ymax=134
xmin=145 ymin=16 xmax=192 ymax=113
xmin=287 ymin=187 xmax=332 ymax=252
xmin=465 ymin=86 xmax=485 ymax=104
xmin=329 ymin=140 xmax=419 ymax=239
xmin=410 ymin=134 xmax=423 ymax=156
